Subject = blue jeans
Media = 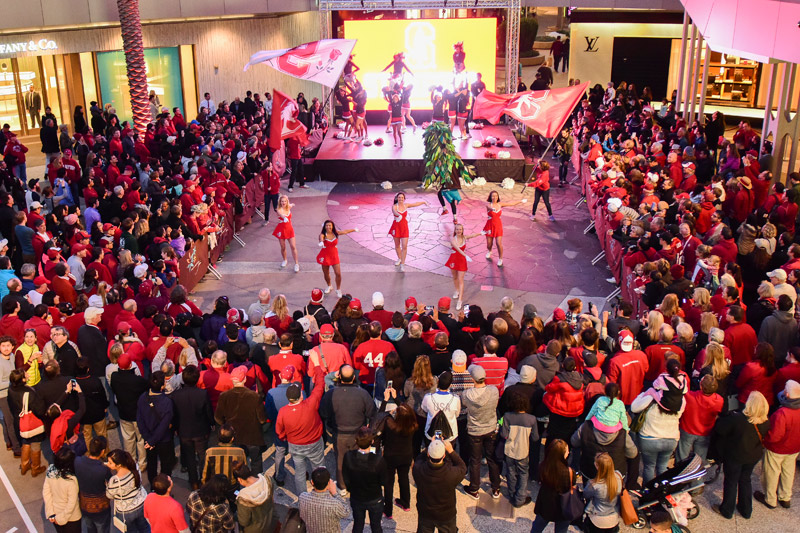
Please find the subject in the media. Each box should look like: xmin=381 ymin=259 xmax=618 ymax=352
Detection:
xmin=676 ymin=430 xmax=710 ymax=463
xmin=530 ymin=515 xmax=569 ymax=533
xmin=83 ymin=511 xmax=111 ymax=533
xmin=13 ymin=164 xmax=26 ymax=183
xmin=639 ymin=436 xmax=678 ymax=483
xmin=113 ymin=505 xmax=150 ymax=533
xmin=273 ymin=440 xmax=288 ymax=483
xmin=505 ymin=456 xmax=529 ymax=506
xmin=351 ymin=498 xmax=383 ymax=533
xmin=288 ymin=438 xmax=325 ymax=494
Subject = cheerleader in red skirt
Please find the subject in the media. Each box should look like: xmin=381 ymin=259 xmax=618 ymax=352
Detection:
xmin=447 ymin=223 xmax=483 ymax=310
xmin=484 ymin=190 xmax=527 ymax=267
xmin=272 ymin=195 xmax=300 ymax=272
xmin=389 ymin=192 xmax=428 ymax=271
xmin=317 ymin=219 xmax=358 ymax=298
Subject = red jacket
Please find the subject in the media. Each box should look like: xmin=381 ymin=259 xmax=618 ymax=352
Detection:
xmin=710 ymin=238 xmax=738 ymax=267
xmin=199 ymin=367 xmax=234 ymax=411
xmin=528 ymin=169 xmax=551 ymax=191
xmin=763 ymin=404 xmax=800 ymax=455
xmin=268 ymin=350 xmax=306 ymax=388
xmin=606 ymin=350 xmax=649 ymax=405
xmin=113 ymin=310 xmax=148 ymax=341
xmin=0 ymin=314 xmax=24 ymax=346
xmin=774 ymin=363 xmax=800 ymax=396
xmin=731 ymin=188 xmax=754 ymax=223
xmin=275 ymin=368 xmax=325 ymax=445
xmin=679 ymin=390 xmax=723 ymax=436
xmin=644 ymin=343 xmax=685 ymax=382
xmin=736 ymin=361 xmax=778 ymax=406
xmin=723 ymin=322 xmax=758 ymax=367
xmin=353 ymin=338 xmax=396 ymax=385
xmin=695 ymin=202 xmax=715 ymax=235
xmin=543 ymin=373 xmax=585 ymax=416
xmin=51 ymin=276 xmax=77 ymax=306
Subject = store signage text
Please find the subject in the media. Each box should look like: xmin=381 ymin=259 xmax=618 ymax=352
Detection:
xmin=0 ymin=39 xmax=58 ymax=55
xmin=584 ymin=37 xmax=599 ymax=53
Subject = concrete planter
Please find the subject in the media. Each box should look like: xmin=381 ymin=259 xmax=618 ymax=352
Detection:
xmin=520 ymin=56 xmax=545 ymax=66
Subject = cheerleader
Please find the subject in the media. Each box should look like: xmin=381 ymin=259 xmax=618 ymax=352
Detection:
xmin=335 ymin=86 xmax=354 ymax=140
xmin=431 ymin=87 xmax=447 ymax=123
xmin=389 ymin=93 xmax=404 ymax=148
xmin=382 ymin=52 xmax=413 ymax=78
xmin=272 ymin=194 xmax=300 ymax=272
xmin=347 ymin=78 xmax=368 ymax=141
xmin=401 ymin=84 xmax=416 ymax=133
xmin=450 ymin=62 xmax=470 ymax=139
xmin=484 ymin=191 xmax=527 ymax=267
xmin=317 ymin=219 xmax=358 ymax=298
xmin=453 ymin=42 xmax=466 ymax=70
xmin=447 ymin=223 xmax=483 ymax=310
xmin=343 ymin=54 xmax=359 ymax=83
xmin=389 ymin=192 xmax=428 ymax=271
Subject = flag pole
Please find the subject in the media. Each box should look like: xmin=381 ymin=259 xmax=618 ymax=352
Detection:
xmin=520 ymin=135 xmax=558 ymax=194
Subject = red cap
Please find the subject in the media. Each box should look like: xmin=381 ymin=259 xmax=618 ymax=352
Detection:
xmin=405 ymin=296 xmax=417 ymax=310
xmin=311 ymin=289 xmax=324 ymax=304
xmin=138 ymin=280 xmax=154 ymax=295
xmin=320 ymin=323 xmax=335 ymax=336
xmin=230 ymin=366 xmax=247 ymax=382
xmin=117 ymin=321 xmax=132 ymax=333
xmin=184 ymin=180 xmax=197 ymax=188
xmin=437 ymin=296 xmax=451 ymax=309
xmin=118 ymin=353 xmax=132 ymax=370
xmin=746 ymin=150 xmax=758 ymax=158
xmin=222 ymin=148 xmax=232 ymax=155
xmin=553 ymin=308 xmax=567 ymax=321
xmin=348 ymin=298 xmax=362 ymax=310
xmin=226 ymin=309 xmax=240 ymax=323
xmin=78 ymin=230 xmax=90 ymax=240
xmin=47 ymin=247 xmax=61 ymax=258
xmin=33 ymin=276 xmax=49 ymax=286
xmin=279 ymin=365 xmax=296 ymax=381
xmin=102 ymin=223 xmax=115 ymax=232
xmin=204 ymin=187 xmax=215 ymax=195
xmin=71 ymin=243 xmax=88 ymax=256
xmin=618 ymin=330 xmax=635 ymax=352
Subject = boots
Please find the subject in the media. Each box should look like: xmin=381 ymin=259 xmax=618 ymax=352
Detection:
xmin=19 ymin=444 xmax=31 ymax=475
xmin=30 ymin=448 xmax=46 ymax=477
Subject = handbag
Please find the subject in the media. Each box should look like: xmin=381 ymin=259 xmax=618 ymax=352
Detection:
xmin=619 ymin=488 xmax=638 ymax=525
xmin=629 ymin=402 xmax=653 ymax=434
xmin=559 ymin=469 xmax=585 ymax=523
xmin=18 ymin=392 xmax=45 ymax=438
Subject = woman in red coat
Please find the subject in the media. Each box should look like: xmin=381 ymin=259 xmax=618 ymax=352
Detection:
xmin=737 ymin=342 xmax=778 ymax=406
xmin=316 ymin=220 xmax=358 ymax=299
xmin=527 ymin=161 xmax=554 ymax=221
xmin=483 ymin=191 xmax=526 ymax=267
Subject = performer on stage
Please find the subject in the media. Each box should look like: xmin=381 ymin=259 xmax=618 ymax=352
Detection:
xmin=401 ymin=84 xmax=416 ymax=133
xmin=343 ymin=54 xmax=359 ymax=83
xmin=389 ymin=192 xmax=428 ymax=272
xmin=317 ymin=219 xmax=358 ymax=298
xmin=431 ymin=87 xmax=447 ymax=123
xmin=446 ymin=223 xmax=482 ymax=310
xmin=383 ymin=53 xmax=413 ymax=78
xmin=335 ymin=86 xmax=354 ymax=139
xmin=470 ymin=72 xmax=486 ymax=125
xmin=453 ymin=42 xmax=466 ymax=70
xmin=347 ymin=78 xmax=368 ymax=142
xmin=272 ymin=194 xmax=300 ymax=271
xmin=438 ymin=179 xmax=462 ymax=223
xmin=389 ymin=93 xmax=404 ymax=148
xmin=450 ymin=62 xmax=470 ymax=139
xmin=484 ymin=191 xmax=527 ymax=267
xmin=528 ymin=161 xmax=555 ymax=222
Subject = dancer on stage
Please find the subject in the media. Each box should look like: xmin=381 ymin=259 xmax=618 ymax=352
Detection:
xmin=431 ymin=87 xmax=447 ymax=123
xmin=317 ymin=220 xmax=358 ymax=298
xmin=447 ymin=223 xmax=483 ymax=310
xmin=389 ymin=192 xmax=428 ymax=271
xmin=401 ymin=84 xmax=416 ymax=133
xmin=343 ymin=54 xmax=359 ymax=83
xmin=335 ymin=86 xmax=354 ymax=139
xmin=389 ymin=93 xmax=404 ymax=148
xmin=453 ymin=42 xmax=466 ymax=69
xmin=347 ymin=78 xmax=368 ymax=141
xmin=450 ymin=62 xmax=470 ymax=139
xmin=383 ymin=52 xmax=413 ymax=79
xmin=484 ymin=191 xmax=527 ymax=267
xmin=272 ymin=194 xmax=300 ymax=271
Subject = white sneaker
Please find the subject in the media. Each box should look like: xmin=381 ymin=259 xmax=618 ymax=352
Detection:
xmin=606 ymin=277 xmax=617 ymax=284
xmin=529 ymin=215 xmax=536 ymax=221
xmin=453 ymin=291 xmax=459 ymax=300
xmin=294 ymin=264 xmax=300 ymax=272
xmin=324 ymin=286 xmax=333 ymax=294
xmin=456 ymin=299 xmax=463 ymax=310
xmin=280 ymin=260 xmax=287 ymax=268
xmin=497 ymin=259 xmax=504 ymax=267
xmin=485 ymin=251 xmax=492 ymax=260
xmin=395 ymin=259 xmax=402 ymax=266
xmin=336 ymin=290 xmax=343 ymax=298
xmin=288 ymin=188 xmax=294 ymax=193
xmin=399 ymin=264 xmax=405 ymax=272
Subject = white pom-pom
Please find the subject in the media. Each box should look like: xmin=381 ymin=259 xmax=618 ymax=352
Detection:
xmin=335 ymin=132 xmax=345 ymax=139
xmin=380 ymin=181 xmax=393 ymax=190
xmin=473 ymin=177 xmax=487 ymax=186
xmin=501 ymin=178 xmax=515 ymax=189
xmin=471 ymin=140 xmax=482 ymax=149
xmin=498 ymin=151 xmax=511 ymax=159
xmin=502 ymin=140 xmax=513 ymax=148
xmin=486 ymin=136 xmax=497 ymax=145
xmin=363 ymin=139 xmax=373 ymax=146
xmin=337 ymin=122 xmax=346 ymax=130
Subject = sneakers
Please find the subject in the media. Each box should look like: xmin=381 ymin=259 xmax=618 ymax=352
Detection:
xmin=456 ymin=299 xmax=463 ymax=310
xmin=485 ymin=251 xmax=492 ymax=260
xmin=399 ymin=264 xmax=405 ymax=272
xmin=463 ymin=486 xmax=479 ymax=500
xmin=606 ymin=277 xmax=617 ymax=284
xmin=497 ymin=259 xmax=504 ymax=267
xmin=395 ymin=259 xmax=402 ymax=266
xmin=453 ymin=291 xmax=459 ymax=299
xmin=492 ymin=489 xmax=501 ymax=499
xmin=529 ymin=215 xmax=536 ymax=221
xmin=394 ymin=499 xmax=410 ymax=512
xmin=324 ymin=286 xmax=332 ymax=294
xmin=300 ymin=185 xmax=310 ymax=189
xmin=294 ymin=264 xmax=300 ymax=273
xmin=548 ymin=215 xmax=556 ymax=222
xmin=513 ymin=496 xmax=533 ymax=508
xmin=280 ymin=260 xmax=287 ymax=268
xmin=779 ymin=500 xmax=792 ymax=509
xmin=288 ymin=187 xmax=294 ymax=192
xmin=336 ymin=290 xmax=343 ymax=298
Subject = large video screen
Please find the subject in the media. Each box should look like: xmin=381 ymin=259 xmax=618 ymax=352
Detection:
xmin=343 ymin=18 xmax=497 ymax=111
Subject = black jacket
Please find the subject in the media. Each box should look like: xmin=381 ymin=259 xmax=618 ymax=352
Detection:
xmin=712 ymin=411 xmax=769 ymax=465
xmin=171 ymin=385 xmax=214 ymax=439
xmin=76 ymin=375 xmax=109 ymax=424
xmin=77 ymin=325 xmax=110 ymax=378
xmin=110 ymin=369 xmax=148 ymax=421
xmin=320 ymin=383 xmax=376 ymax=435
xmin=412 ymin=451 xmax=467 ymax=520
xmin=342 ymin=450 xmax=387 ymax=503
xmin=392 ymin=336 xmax=432 ymax=378
xmin=35 ymin=375 xmax=78 ymax=413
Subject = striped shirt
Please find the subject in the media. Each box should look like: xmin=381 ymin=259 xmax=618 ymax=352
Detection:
xmin=299 ymin=490 xmax=350 ymax=533
xmin=450 ymin=370 xmax=474 ymax=415
xmin=473 ymin=355 xmax=509 ymax=394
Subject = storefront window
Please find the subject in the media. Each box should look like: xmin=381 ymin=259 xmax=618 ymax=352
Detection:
xmin=0 ymin=59 xmax=21 ymax=131
xmin=17 ymin=56 xmax=43 ymax=130
xmin=40 ymin=54 xmax=63 ymax=126
xmin=96 ymin=46 xmax=184 ymax=125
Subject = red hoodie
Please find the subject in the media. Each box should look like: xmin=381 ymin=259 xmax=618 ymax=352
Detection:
xmin=680 ymin=390 xmax=723 ymax=436
xmin=606 ymin=350 xmax=649 ymax=405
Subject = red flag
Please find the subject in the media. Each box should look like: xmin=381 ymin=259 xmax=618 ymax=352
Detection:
xmin=244 ymin=39 xmax=357 ymax=89
xmin=268 ymin=90 xmax=308 ymax=151
xmin=473 ymin=83 xmax=589 ymax=138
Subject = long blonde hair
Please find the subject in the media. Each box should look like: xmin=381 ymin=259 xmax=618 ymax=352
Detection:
xmin=699 ymin=312 xmax=718 ymax=334
xmin=272 ymin=294 xmax=289 ymax=321
xmin=645 ymin=311 xmax=664 ymax=342
xmin=659 ymin=294 xmax=680 ymax=319
xmin=411 ymin=355 xmax=435 ymax=390
xmin=703 ymin=342 xmax=730 ymax=380
xmin=692 ymin=288 xmax=711 ymax=311
xmin=743 ymin=391 xmax=769 ymax=425
xmin=593 ymin=453 xmax=619 ymax=500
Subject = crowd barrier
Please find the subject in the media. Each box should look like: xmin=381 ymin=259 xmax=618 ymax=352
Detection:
xmin=177 ymin=174 xmax=267 ymax=292
xmin=573 ymin=142 xmax=649 ymax=319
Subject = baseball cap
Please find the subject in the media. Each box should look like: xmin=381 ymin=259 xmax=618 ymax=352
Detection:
xmin=230 ymin=366 xmax=247 ymax=383
xmin=30 ymin=201 xmax=42 ymax=209
xmin=102 ymin=223 xmax=115 ymax=232
xmin=286 ymin=384 xmax=302 ymax=402
xmin=469 ymin=364 xmax=486 ymax=383
xmin=519 ymin=365 xmax=537 ymax=384
xmin=118 ymin=353 xmax=132 ymax=370
xmin=437 ymin=296 xmax=451 ymax=309
xmin=311 ymin=288 xmax=323 ymax=304
xmin=280 ymin=365 xmax=296 ymax=381
xmin=451 ymin=350 xmax=467 ymax=371
xmin=226 ymin=308 xmax=240 ymax=323
xmin=84 ymin=307 xmax=104 ymax=322
xmin=405 ymin=296 xmax=417 ymax=310
xmin=767 ymin=269 xmax=787 ymax=282
xmin=348 ymin=298 xmax=362 ymax=311
xmin=428 ymin=439 xmax=446 ymax=460
xmin=133 ymin=264 xmax=148 ymax=278
xmin=619 ymin=330 xmax=635 ymax=352
xmin=87 ymin=295 xmax=104 ymax=308
xmin=117 ymin=321 xmax=132 ymax=333
xmin=320 ymin=323 xmax=335 ymax=336
xmin=33 ymin=276 xmax=49 ymax=287
xmin=70 ymin=243 xmax=88 ymax=256
xmin=372 ymin=291 xmax=385 ymax=308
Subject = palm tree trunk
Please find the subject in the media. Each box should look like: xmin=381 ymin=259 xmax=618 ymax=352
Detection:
xmin=117 ymin=0 xmax=149 ymax=136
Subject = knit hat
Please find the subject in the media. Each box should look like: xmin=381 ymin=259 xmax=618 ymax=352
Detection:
xmin=670 ymin=264 xmax=685 ymax=279
xmin=619 ymin=330 xmax=635 ymax=352
xmin=372 ymin=292 xmax=385 ymax=307
xmin=451 ymin=350 xmax=467 ymax=371
xmin=405 ymin=296 xmax=417 ymax=310
xmin=230 ymin=366 xmax=247 ymax=383
xmin=118 ymin=353 xmax=132 ymax=370
xmin=280 ymin=365 xmax=296 ymax=381
xmin=519 ymin=365 xmax=537 ymax=384
xmin=553 ymin=308 xmax=566 ymax=321
xmin=226 ymin=309 xmax=241 ymax=323
xmin=437 ymin=296 xmax=451 ymax=309
xmin=523 ymin=304 xmax=538 ymax=319
xmin=311 ymin=288 xmax=324 ymax=304
xmin=428 ymin=439 xmax=446 ymax=460
xmin=286 ymin=384 xmax=302 ymax=402
xmin=469 ymin=364 xmax=486 ymax=383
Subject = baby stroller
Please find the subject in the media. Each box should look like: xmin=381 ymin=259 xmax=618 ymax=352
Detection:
xmin=630 ymin=453 xmax=706 ymax=530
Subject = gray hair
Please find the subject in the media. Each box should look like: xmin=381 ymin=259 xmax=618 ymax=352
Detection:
xmin=161 ymin=359 xmax=175 ymax=377
xmin=408 ymin=321 xmax=423 ymax=339
xmin=52 ymin=326 xmax=68 ymax=339
xmin=258 ymin=288 xmax=271 ymax=303
xmin=500 ymin=296 xmax=514 ymax=312
xmin=709 ymin=327 xmax=724 ymax=344
xmin=263 ymin=327 xmax=277 ymax=344
xmin=20 ymin=263 xmax=35 ymax=277
xmin=211 ymin=350 xmax=228 ymax=367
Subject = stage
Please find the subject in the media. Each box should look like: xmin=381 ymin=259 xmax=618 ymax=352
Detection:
xmin=314 ymin=124 xmax=527 ymax=183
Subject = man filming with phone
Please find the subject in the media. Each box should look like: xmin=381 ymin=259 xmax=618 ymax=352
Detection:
xmin=412 ymin=431 xmax=466 ymax=533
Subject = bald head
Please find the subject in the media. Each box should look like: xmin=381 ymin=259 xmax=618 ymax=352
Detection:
xmin=339 ymin=364 xmax=355 ymax=383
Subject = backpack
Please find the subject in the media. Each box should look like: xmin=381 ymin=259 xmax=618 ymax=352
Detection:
xmin=425 ymin=394 xmax=455 ymax=440
xmin=280 ymin=508 xmax=306 ymax=533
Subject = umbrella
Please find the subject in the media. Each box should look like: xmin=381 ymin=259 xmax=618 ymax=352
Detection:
xmin=680 ymin=0 xmax=800 ymax=64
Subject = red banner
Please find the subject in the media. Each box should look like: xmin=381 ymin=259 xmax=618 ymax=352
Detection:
xmin=268 ymin=90 xmax=308 ymax=151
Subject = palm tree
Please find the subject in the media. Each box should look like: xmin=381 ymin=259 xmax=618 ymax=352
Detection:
xmin=117 ymin=0 xmax=149 ymax=136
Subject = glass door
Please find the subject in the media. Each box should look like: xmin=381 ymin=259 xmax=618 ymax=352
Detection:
xmin=16 ymin=56 xmax=45 ymax=132
xmin=0 ymin=58 xmax=22 ymax=131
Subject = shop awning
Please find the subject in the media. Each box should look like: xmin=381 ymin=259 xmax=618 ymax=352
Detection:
xmin=680 ymin=0 xmax=800 ymax=64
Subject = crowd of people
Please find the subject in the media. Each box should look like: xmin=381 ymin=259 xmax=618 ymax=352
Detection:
xmin=0 ymin=68 xmax=797 ymax=533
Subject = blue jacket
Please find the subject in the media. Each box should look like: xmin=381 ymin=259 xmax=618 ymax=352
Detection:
xmin=136 ymin=391 xmax=174 ymax=445
xmin=0 ymin=269 xmax=16 ymax=300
